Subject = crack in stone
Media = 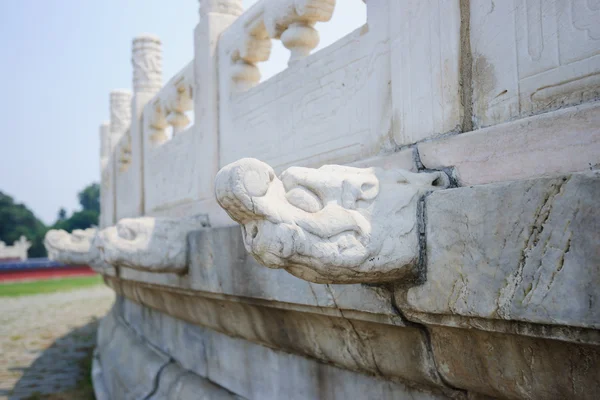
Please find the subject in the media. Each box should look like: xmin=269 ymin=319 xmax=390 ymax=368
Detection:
xmin=325 ymin=284 xmax=385 ymax=377
xmin=390 ymin=291 xmax=467 ymax=398
xmin=522 ymin=229 xmax=554 ymax=306
xmin=448 ymin=273 xmax=470 ymax=314
xmin=417 ymin=195 xmax=428 ymax=283
xmin=497 ymin=178 xmax=568 ymax=318
xmin=307 ymin=282 xmax=322 ymax=308
xmin=143 ymin=359 xmax=174 ymax=400
xmin=414 ymin=146 xmax=426 ymax=171
xmin=109 ymin=303 xmax=174 ymax=400
xmin=391 ymin=164 xmax=467 ymax=397
xmin=539 ymin=210 xmax=576 ymax=304
xmin=113 ymin=300 xmax=241 ymax=400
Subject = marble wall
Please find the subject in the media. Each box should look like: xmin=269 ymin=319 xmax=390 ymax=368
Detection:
xmin=80 ymin=0 xmax=600 ymax=398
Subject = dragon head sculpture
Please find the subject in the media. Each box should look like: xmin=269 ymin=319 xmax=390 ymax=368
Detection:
xmin=44 ymin=228 xmax=105 ymax=271
xmin=94 ymin=215 xmax=209 ymax=273
xmin=215 ymin=158 xmax=449 ymax=284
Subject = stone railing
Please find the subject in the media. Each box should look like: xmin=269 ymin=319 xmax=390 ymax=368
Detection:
xmin=141 ymin=61 xmax=201 ymax=215
xmin=226 ymin=0 xmax=336 ymax=91
xmin=217 ymin=0 xmax=397 ymax=174
xmin=0 ymin=236 xmax=31 ymax=261
xmin=70 ymin=0 xmax=600 ymax=398
xmin=144 ymin=61 xmax=194 ymax=145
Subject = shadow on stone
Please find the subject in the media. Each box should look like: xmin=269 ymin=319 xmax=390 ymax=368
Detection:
xmin=9 ymin=320 xmax=99 ymax=400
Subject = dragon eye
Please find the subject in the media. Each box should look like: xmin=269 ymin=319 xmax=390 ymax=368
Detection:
xmin=286 ymin=187 xmax=323 ymax=213
xmin=117 ymin=224 xmax=136 ymax=240
xmin=243 ymin=169 xmax=271 ymax=197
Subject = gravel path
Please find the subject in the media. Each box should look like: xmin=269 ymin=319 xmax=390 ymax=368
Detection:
xmin=0 ymin=285 xmax=115 ymax=400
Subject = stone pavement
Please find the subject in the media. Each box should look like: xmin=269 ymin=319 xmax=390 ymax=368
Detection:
xmin=0 ymin=285 xmax=115 ymax=400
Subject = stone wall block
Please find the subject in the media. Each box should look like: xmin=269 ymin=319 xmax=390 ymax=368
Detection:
xmin=401 ymin=171 xmax=600 ymax=329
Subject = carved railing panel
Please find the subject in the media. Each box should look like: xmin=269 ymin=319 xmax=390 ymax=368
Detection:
xmin=471 ymin=0 xmax=600 ymax=127
xmin=109 ymin=90 xmax=133 ymax=175
xmin=218 ymin=0 xmax=389 ymax=174
xmin=144 ymin=61 xmax=195 ymax=145
xmin=117 ymin=131 xmax=132 ymax=172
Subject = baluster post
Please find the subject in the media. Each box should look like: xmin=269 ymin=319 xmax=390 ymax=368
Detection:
xmin=99 ymin=122 xmax=114 ymax=228
xmin=195 ymin=0 xmax=243 ymax=201
xmin=131 ymin=35 xmax=163 ymax=217
xmin=109 ymin=89 xmax=132 ymax=220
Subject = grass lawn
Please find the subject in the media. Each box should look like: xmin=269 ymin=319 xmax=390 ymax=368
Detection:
xmin=0 ymin=275 xmax=104 ymax=297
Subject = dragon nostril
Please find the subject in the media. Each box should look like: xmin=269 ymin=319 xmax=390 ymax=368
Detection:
xmin=360 ymin=182 xmax=375 ymax=192
xmin=242 ymin=223 xmax=260 ymax=244
xmin=431 ymin=173 xmax=450 ymax=188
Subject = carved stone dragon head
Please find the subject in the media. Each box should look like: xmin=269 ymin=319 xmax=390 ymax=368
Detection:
xmin=44 ymin=228 xmax=104 ymax=269
xmin=215 ymin=158 xmax=449 ymax=284
xmin=94 ymin=215 xmax=209 ymax=273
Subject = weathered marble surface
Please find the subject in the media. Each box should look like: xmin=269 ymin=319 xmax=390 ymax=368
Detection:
xmin=429 ymin=326 xmax=600 ymax=400
xmin=418 ymin=102 xmax=600 ymax=187
xmin=109 ymin=278 xmax=445 ymax=390
xmin=111 ymin=296 xmax=450 ymax=400
xmin=400 ymin=171 xmax=600 ymax=329
xmin=97 ymin=309 xmax=171 ymax=400
xmin=215 ymin=158 xmax=449 ymax=283
xmin=100 ymin=291 xmax=600 ymax=399
xmin=148 ymin=363 xmax=241 ymax=400
xmin=144 ymin=126 xmax=200 ymax=213
xmin=95 ymin=304 xmax=244 ymax=400
xmin=470 ymin=0 xmax=600 ymax=128
xmin=187 ymin=226 xmax=400 ymax=316
xmin=91 ymin=351 xmax=110 ymax=400
xmin=389 ymin=0 xmax=461 ymax=144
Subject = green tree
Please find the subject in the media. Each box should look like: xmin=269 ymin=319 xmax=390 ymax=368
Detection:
xmin=53 ymin=210 xmax=99 ymax=232
xmin=52 ymin=183 xmax=100 ymax=233
xmin=0 ymin=183 xmax=100 ymax=259
xmin=0 ymin=192 xmax=47 ymax=257
xmin=78 ymin=183 xmax=100 ymax=213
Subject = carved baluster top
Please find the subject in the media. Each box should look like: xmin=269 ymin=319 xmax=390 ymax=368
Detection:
xmin=132 ymin=35 xmax=163 ymax=93
xmin=109 ymin=90 xmax=132 ymax=136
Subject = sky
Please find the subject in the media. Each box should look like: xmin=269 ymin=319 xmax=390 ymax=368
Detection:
xmin=0 ymin=0 xmax=366 ymax=225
